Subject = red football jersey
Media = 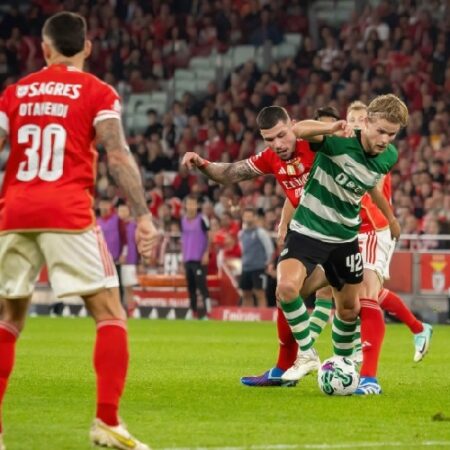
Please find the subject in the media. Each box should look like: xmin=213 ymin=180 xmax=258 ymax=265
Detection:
xmin=359 ymin=173 xmax=392 ymax=233
xmin=0 ymin=64 xmax=121 ymax=231
xmin=246 ymin=140 xmax=315 ymax=208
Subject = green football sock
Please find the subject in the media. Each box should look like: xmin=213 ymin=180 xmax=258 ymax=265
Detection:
xmin=309 ymin=298 xmax=333 ymax=344
xmin=332 ymin=313 xmax=357 ymax=357
xmin=280 ymin=296 xmax=313 ymax=352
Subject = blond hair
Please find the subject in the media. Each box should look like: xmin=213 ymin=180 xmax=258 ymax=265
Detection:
xmin=347 ymin=100 xmax=367 ymax=113
xmin=367 ymin=94 xmax=409 ymax=127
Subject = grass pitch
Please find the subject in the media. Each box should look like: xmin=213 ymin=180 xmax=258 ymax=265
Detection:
xmin=3 ymin=318 xmax=450 ymax=449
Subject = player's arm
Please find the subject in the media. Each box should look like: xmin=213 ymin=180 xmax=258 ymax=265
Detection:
xmin=368 ymin=185 xmax=400 ymax=240
xmin=95 ymin=118 xmax=148 ymax=217
xmin=277 ymin=197 xmax=295 ymax=245
xmin=95 ymin=118 xmax=158 ymax=256
xmin=292 ymin=120 xmax=350 ymax=143
xmin=181 ymin=152 xmax=259 ymax=184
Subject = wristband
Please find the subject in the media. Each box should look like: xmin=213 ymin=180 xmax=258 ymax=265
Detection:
xmin=198 ymin=158 xmax=211 ymax=168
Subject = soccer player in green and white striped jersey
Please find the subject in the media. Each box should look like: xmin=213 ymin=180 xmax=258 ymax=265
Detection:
xmin=277 ymin=94 xmax=408 ymax=382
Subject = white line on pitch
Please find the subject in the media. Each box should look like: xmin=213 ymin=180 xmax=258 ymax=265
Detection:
xmin=158 ymin=442 xmax=450 ymax=450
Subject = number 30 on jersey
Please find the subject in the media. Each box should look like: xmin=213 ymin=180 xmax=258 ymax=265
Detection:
xmin=17 ymin=123 xmax=66 ymax=182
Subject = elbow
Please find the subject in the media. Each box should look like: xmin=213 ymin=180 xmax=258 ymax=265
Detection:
xmin=107 ymin=150 xmax=130 ymax=170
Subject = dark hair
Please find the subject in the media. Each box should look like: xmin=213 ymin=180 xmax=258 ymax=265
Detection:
xmin=314 ymin=106 xmax=340 ymax=121
xmin=43 ymin=12 xmax=86 ymax=57
xmin=256 ymin=106 xmax=290 ymax=130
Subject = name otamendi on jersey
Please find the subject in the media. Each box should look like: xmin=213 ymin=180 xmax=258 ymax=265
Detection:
xmin=291 ymin=134 xmax=398 ymax=243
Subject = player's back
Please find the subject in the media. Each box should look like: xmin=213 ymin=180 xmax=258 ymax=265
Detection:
xmin=0 ymin=64 xmax=121 ymax=232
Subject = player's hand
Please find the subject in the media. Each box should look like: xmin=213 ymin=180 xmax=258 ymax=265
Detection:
xmin=330 ymin=120 xmax=352 ymax=137
xmin=181 ymin=152 xmax=207 ymax=170
xmin=135 ymin=214 xmax=160 ymax=259
xmin=389 ymin=217 xmax=401 ymax=240
xmin=277 ymin=222 xmax=288 ymax=246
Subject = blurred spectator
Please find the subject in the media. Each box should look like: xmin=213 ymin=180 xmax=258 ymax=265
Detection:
xmin=238 ymin=208 xmax=274 ymax=307
xmin=181 ymin=196 xmax=211 ymax=318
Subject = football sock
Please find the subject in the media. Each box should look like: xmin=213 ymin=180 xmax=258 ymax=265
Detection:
xmin=332 ymin=314 xmax=357 ymax=357
xmin=94 ymin=319 xmax=129 ymax=427
xmin=0 ymin=322 xmax=19 ymax=433
xmin=378 ymin=288 xmax=423 ymax=334
xmin=280 ymin=296 xmax=313 ymax=352
xmin=309 ymin=298 xmax=333 ymax=343
xmin=360 ymin=298 xmax=385 ymax=377
xmin=352 ymin=318 xmax=362 ymax=355
xmin=275 ymin=307 xmax=298 ymax=371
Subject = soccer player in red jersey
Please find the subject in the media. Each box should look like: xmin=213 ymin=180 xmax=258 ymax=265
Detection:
xmin=182 ymin=106 xmax=339 ymax=386
xmin=0 ymin=12 xmax=158 ymax=449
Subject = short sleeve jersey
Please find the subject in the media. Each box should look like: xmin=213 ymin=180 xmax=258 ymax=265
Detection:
xmin=291 ymin=132 xmax=398 ymax=242
xmin=247 ymin=140 xmax=315 ymax=208
xmin=359 ymin=173 xmax=392 ymax=233
xmin=0 ymin=64 xmax=121 ymax=232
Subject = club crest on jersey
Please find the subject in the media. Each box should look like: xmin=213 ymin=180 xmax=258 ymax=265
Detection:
xmin=287 ymin=165 xmax=296 ymax=175
xmin=17 ymin=85 xmax=29 ymax=98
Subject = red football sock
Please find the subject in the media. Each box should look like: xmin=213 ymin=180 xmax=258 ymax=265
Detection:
xmin=0 ymin=322 xmax=19 ymax=433
xmin=94 ymin=319 xmax=129 ymax=427
xmin=275 ymin=307 xmax=298 ymax=371
xmin=378 ymin=288 xmax=423 ymax=334
xmin=359 ymin=299 xmax=385 ymax=378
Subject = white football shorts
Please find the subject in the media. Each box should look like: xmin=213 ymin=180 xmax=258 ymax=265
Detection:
xmin=120 ymin=264 xmax=138 ymax=287
xmin=358 ymin=228 xmax=395 ymax=281
xmin=0 ymin=226 xmax=119 ymax=299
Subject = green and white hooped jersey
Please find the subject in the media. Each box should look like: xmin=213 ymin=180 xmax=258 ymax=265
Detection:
xmin=291 ymin=133 xmax=398 ymax=243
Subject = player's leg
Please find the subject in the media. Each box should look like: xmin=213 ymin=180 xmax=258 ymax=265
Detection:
xmin=374 ymin=228 xmax=433 ymax=361
xmin=0 ymin=233 xmax=44 ymax=445
xmin=378 ymin=288 xmax=432 ymax=362
xmin=184 ymin=262 xmax=199 ymax=317
xmin=309 ymin=285 xmax=333 ymax=344
xmin=355 ymin=268 xmax=384 ymax=395
xmin=193 ymin=262 xmax=211 ymax=316
xmin=331 ymin=283 xmax=360 ymax=357
xmin=120 ymin=264 xmax=138 ymax=316
xmin=39 ymin=229 xmax=149 ymax=449
xmin=326 ymin=239 xmax=361 ymax=360
xmin=252 ymin=270 xmax=267 ymax=307
xmin=0 ymin=298 xmax=30 ymax=438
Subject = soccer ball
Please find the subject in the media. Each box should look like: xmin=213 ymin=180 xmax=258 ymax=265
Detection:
xmin=317 ymin=356 xmax=359 ymax=396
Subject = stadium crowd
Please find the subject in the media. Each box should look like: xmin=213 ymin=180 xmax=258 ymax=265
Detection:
xmin=0 ymin=0 xmax=449 ymax=276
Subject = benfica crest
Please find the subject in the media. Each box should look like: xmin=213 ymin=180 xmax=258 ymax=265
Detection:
xmin=286 ymin=158 xmax=305 ymax=176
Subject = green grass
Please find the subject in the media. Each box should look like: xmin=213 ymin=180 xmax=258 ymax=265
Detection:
xmin=3 ymin=318 xmax=450 ymax=449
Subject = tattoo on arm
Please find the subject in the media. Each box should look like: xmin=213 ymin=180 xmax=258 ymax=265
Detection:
xmin=200 ymin=160 xmax=257 ymax=184
xmin=95 ymin=118 xmax=149 ymax=218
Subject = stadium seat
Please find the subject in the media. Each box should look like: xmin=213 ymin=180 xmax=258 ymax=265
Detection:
xmin=232 ymin=45 xmax=256 ymax=67
xmin=189 ymin=56 xmax=211 ymax=70
xmin=272 ymin=42 xmax=297 ymax=60
xmin=195 ymin=68 xmax=217 ymax=82
xmin=284 ymin=33 xmax=303 ymax=48
xmin=174 ymin=68 xmax=196 ymax=80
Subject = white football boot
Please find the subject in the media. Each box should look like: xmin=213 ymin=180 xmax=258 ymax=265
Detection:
xmin=281 ymin=348 xmax=320 ymax=381
xmin=413 ymin=323 xmax=433 ymax=362
xmin=90 ymin=418 xmax=150 ymax=450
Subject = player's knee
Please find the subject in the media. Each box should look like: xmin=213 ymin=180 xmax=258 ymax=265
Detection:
xmin=335 ymin=303 xmax=359 ymax=322
xmin=276 ymin=280 xmax=299 ymax=302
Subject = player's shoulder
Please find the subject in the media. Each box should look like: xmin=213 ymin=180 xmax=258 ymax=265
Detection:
xmin=249 ymin=146 xmax=275 ymax=164
xmin=86 ymin=72 xmax=119 ymax=96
